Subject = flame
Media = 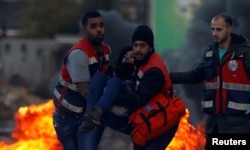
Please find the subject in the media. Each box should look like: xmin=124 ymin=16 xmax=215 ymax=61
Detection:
xmin=0 ymin=100 xmax=205 ymax=150
xmin=0 ymin=99 xmax=62 ymax=150
xmin=167 ymin=109 xmax=206 ymax=150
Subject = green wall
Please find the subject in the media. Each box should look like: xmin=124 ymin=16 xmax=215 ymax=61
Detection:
xmin=153 ymin=0 xmax=189 ymax=53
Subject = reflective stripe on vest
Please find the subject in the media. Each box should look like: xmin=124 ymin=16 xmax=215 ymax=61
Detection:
xmin=205 ymin=82 xmax=218 ymax=89
xmin=205 ymin=82 xmax=250 ymax=91
xmin=228 ymin=101 xmax=250 ymax=111
xmin=89 ymin=54 xmax=109 ymax=64
xmin=201 ymin=100 xmax=213 ymax=108
xmin=201 ymin=100 xmax=250 ymax=111
xmin=54 ymin=89 xmax=83 ymax=113
xmin=223 ymin=82 xmax=250 ymax=91
xmin=104 ymin=54 xmax=109 ymax=61
xmin=89 ymin=57 xmax=98 ymax=64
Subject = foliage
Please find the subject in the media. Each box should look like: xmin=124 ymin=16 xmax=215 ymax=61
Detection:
xmin=81 ymin=0 xmax=115 ymax=13
xmin=21 ymin=0 xmax=81 ymax=38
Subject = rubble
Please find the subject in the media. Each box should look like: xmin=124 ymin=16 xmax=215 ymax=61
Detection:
xmin=0 ymin=80 xmax=45 ymax=136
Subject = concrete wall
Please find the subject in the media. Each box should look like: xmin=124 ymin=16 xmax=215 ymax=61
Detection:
xmin=0 ymin=38 xmax=59 ymax=91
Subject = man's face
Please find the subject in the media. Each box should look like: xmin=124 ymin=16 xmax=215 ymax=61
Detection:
xmin=83 ymin=17 xmax=104 ymax=44
xmin=211 ymin=17 xmax=232 ymax=44
xmin=133 ymin=40 xmax=151 ymax=61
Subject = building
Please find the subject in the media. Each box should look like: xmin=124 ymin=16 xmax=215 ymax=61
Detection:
xmin=0 ymin=38 xmax=66 ymax=97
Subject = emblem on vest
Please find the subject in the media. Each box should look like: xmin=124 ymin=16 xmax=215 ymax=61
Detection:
xmin=228 ymin=60 xmax=238 ymax=71
xmin=205 ymin=50 xmax=213 ymax=57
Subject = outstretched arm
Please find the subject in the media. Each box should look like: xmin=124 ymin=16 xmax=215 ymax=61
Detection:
xmin=170 ymin=63 xmax=206 ymax=84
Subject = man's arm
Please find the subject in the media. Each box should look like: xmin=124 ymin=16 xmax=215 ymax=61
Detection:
xmin=115 ymin=68 xmax=165 ymax=111
xmin=67 ymin=49 xmax=91 ymax=98
xmin=170 ymin=63 xmax=206 ymax=84
xmin=75 ymin=82 xmax=89 ymax=98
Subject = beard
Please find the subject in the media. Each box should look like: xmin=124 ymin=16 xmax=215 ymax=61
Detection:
xmin=86 ymin=31 xmax=104 ymax=46
xmin=214 ymin=34 xmax=228 ymax=44
xmin=134 ymin=49 xmax=154 ymax=67
xmin=90 ymin=35 xmax=104 ymax=45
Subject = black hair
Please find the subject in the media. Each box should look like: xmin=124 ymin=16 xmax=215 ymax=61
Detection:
xmin=213 ymin=13 xmax=232 ymax=27
xmin=81 ymin=10 xmax=102 ymax=27
xmin=116 ymin=46 xmax=133 ymax=65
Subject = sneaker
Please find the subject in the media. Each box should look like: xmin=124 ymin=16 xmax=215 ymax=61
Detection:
xmin=86 ymin=107 xmax=102 ymax=125
xmin=78 ymin=116 xmax=96 ymax=132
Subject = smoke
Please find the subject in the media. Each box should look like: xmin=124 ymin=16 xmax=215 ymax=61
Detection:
xmin=227 ymin=0 xmax=250 ymax=36
xmin=169 ymin=0 xmax=250 ymax=125
xmin=99 ymin=10 xmax=138 ymax=64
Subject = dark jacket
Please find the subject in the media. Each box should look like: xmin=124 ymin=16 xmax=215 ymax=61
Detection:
xmin=170 ymin=33 xmax=250 ymax=83
xmin=170 ymin=33 xmax=250 ymax=115
xmin=114 ymin=50 xmax=165 ymax=113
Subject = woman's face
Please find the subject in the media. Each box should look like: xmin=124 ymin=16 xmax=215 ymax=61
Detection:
xmin=122 ymin=50 xmax=134 ymax=64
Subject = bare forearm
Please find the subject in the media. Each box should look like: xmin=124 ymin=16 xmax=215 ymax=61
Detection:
xmin=75 ymin=82 xmax=89 ymax=98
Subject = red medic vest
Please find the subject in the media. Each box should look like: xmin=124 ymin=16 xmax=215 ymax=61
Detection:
xmin=135 ymin=52 xmax=172 ymax=95
xmin=60 ymin=37 xmax=110 ymax=83
xmin=203 ymin=49 xmax=250 ymax=115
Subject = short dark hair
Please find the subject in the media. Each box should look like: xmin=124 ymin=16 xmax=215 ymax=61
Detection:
xmin=213 ymin=13 xmax=232 ymax=27
xmin=81 ymin=10 xmax=102 ymax=27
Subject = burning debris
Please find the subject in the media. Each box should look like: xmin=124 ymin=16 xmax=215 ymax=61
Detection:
xmin=167 ymin=110 xmax=206 ymax=150
xmin=0 ymin=100 xmax=205 ymax=150
xmin=0 ymin=100 xmax=61 ymax=150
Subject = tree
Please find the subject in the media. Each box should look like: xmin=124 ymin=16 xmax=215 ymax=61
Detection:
xmin=22 ymin=0 xmax=81 ymax=38
xmin=81 ymin=0 xmax=115 ymax=13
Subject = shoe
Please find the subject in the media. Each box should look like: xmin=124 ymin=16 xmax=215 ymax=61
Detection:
xmin=78 ymin=116 xmax=96 ymax=132
xmin=86 ymin=107 xmax=102 ymax=125
xmin=78 ymin=107 xmax=102 ymax=132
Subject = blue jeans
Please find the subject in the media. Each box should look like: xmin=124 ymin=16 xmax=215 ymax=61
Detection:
xmin=53 ymin=110 xmax=104 ymax=150
xmin=53 ymin=111 xmax=80 ymax=150
xmin=77 ymin=125 xmax=105 ymax=150
xmin=87 ymin=72 xmax=128 ymax=112
xmin=86 ymin=72 xmax=107 ymax=111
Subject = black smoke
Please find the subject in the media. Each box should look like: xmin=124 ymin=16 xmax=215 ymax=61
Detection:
xmin=168 ymin=0 xmax=250 ymax=125
xmin=100 ymin=10 xmax=138 ymax=64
